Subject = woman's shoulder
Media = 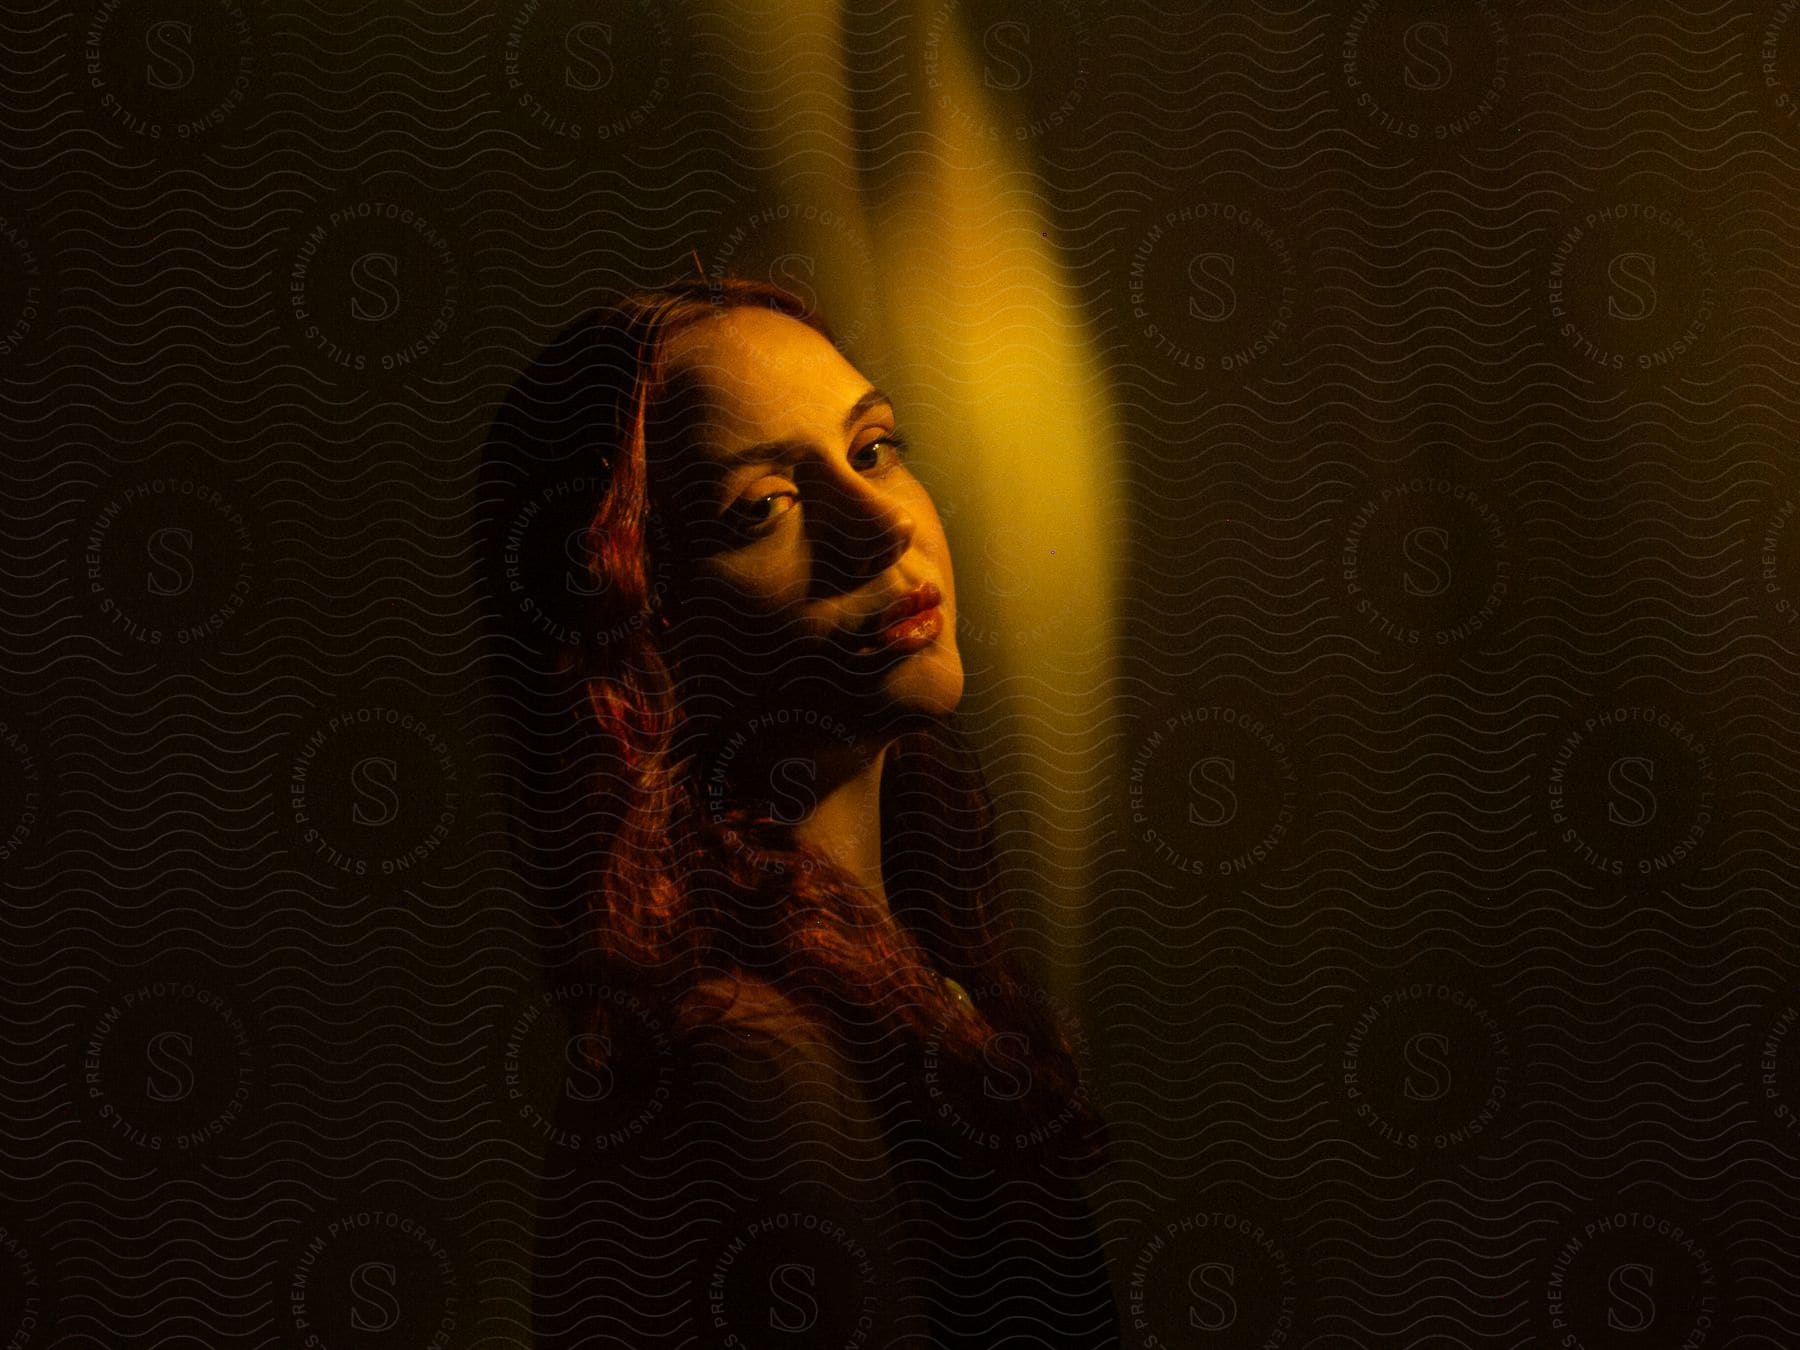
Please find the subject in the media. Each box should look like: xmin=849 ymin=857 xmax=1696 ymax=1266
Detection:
xmin=535 ymin=972 xmax=934 ymax=1349
xmin=668 ymin=971 xmax=883 ymax=1142
xmin=673 ymin=969 xmax=828 ymax=1048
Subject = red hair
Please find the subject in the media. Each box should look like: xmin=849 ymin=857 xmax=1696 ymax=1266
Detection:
xmin=480 ymin=275 xmax=1103 ymax=1160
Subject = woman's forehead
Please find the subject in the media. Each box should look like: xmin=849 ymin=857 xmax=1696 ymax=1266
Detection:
xmin=662 ymin=308 xmax=864 ymax=443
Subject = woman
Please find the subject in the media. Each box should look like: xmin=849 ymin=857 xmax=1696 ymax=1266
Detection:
xmin=480 ymin=276 xmax=1120 ymax=1348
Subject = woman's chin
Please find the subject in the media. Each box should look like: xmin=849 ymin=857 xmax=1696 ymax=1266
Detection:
xmin=873 ymin=642 xmax=964 ymax=719
xmin=676 ymin=628 xmax=964 ymax=725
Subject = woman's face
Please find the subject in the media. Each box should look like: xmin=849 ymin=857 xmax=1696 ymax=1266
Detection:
xmin=650 ymin=305 xmax=963 ymax=725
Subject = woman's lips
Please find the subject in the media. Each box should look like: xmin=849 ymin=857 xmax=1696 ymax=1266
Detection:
xmin=869 ymin=603 xmax=943 ymax=651
xmin=869 ymin=580 xmax=941 ymax=632
xmin=845 ymin=580 xmax=945 ymax=655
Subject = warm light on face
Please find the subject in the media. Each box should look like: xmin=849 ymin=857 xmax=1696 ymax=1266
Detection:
xmin=654 ymin=306 xmax=964 ymax=725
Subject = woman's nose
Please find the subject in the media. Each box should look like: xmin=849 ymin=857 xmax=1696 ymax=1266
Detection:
xmin=811 ymin=469 xmax=914 ymax=590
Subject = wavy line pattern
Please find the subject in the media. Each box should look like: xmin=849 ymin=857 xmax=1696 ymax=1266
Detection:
xmin=2 ymin=0 xmax=1798 ymax=1346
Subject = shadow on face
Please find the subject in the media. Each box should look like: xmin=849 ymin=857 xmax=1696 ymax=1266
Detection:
xmin=643 ymin=306 xmax=964 ymax=739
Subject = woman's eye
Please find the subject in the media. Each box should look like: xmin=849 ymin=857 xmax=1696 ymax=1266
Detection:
xmin=852 ymin=430 xmax=911 ymax=472
xmin=727 ymin=490 xmax=796 ymax=536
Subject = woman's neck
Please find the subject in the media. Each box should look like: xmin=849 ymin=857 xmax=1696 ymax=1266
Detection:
xmin=779 ymin=735 xmax=894 ymax=914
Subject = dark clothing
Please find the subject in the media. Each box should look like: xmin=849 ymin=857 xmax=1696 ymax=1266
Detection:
xmin=532 ymin=1007 xmax=1121 ymax=1348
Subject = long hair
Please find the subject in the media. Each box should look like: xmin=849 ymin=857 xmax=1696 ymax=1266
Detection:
xmin=478 ymin=275 xmax=1103 ymax=1160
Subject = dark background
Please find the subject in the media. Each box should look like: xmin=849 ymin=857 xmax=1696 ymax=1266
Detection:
xmin=3 ymin=1 xmax=1797 ymax=1345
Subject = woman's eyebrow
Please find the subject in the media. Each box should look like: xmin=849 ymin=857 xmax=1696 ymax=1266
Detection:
xmin=713 ymin=387 xmax=894 ymax=469
xmin=841 ymin=386 xmax=894 ymax=429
